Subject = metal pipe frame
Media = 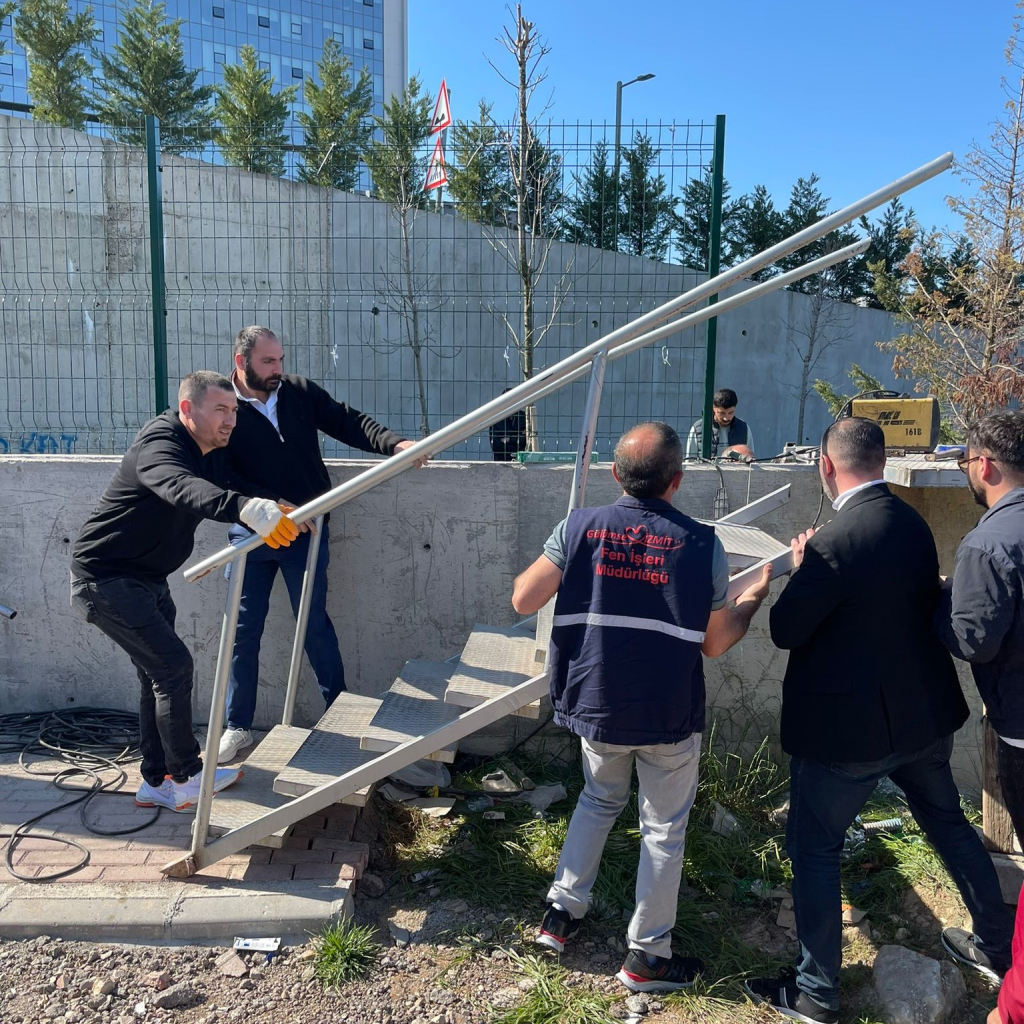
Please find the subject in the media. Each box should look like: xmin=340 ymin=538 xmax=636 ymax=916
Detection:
xmin=716 ymin=484 xmax=792 ymax=526
xmin=281 ymin=515 xmax=325 ymax=727
xmin=186 ymin=237 xmax=868 ymax=585
xmin=191 ymin=550 xmax=248 ymax=856
xmin=568 ymin=348 xmax=608 ymax=513
xmin=0 ymin=603 xmax=17 ymax=620
xmin=184 ymin=151 xmax=952 ymax=585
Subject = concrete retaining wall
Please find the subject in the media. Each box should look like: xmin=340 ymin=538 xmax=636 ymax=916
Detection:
xmin=0 ymin=457 xmax=987 ymax=797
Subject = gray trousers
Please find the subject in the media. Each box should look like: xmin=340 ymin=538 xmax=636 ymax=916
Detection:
xmin=547 ymin=731 xmax=701 ymax=959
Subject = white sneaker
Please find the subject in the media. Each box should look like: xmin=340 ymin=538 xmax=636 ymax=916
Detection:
xmin=135 ymin=778 xmax=176 ymax=810
xmin=218 ymin=728 xmax=254 ymax=764
xmin=171 ymin=767 xmax=242 ymax=812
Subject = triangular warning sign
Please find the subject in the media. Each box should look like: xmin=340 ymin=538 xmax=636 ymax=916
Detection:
xmin=424 ymin=135 xmax=447 ymax=191
xmin=430 ymin=79 xmax=451 ymax=134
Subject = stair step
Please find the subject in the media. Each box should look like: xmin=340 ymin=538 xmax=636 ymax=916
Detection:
xmin=443 ymin=625 xmax=542 ymax=719
xmin=273 ymin=693 xmax=383 ymax=799
xmin=361 ymin=660 xmax=459 ymax=762
xmin=206 ymin=725 xmax=311 ymax=848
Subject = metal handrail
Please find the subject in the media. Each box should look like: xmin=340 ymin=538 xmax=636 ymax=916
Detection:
xmin=184 ymin=152 xmax=953 ymax=584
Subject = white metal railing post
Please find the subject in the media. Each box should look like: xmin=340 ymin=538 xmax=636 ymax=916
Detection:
xmin=568 ymin=348 xmax=608 ymax=513
xmin=281 ymin=514 xmax=325 ymax=726
xmin=191 ymin=549 xmax=248 ymax=855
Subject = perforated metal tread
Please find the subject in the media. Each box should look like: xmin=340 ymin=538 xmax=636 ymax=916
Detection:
xmin=273 ymin=693 xmax=382 ymax=799
xmin=443 ymin=625 xmax=542 ymax=719
xmin=702 ymin=521 xmax=790 ymax=569
xmin=206 ymin=725 xmax=311 ymax=848
xmin=361 ymin=660 xmax=459 ymax=762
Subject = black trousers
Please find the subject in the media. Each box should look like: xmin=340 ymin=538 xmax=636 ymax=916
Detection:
xmin=71 ymin=574 xmax=202 ymax=786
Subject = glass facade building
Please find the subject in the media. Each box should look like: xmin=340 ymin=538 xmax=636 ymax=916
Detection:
xmin=0 ymin=0 xmax=407 ymax=121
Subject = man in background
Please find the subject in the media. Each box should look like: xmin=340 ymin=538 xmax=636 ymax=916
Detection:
xmin=71 ymin=371 xmax=298 ymax=813
xmin=218 ymin=326 xmax=424 ymax=763
xmin=685 ymin=387 xmax=754 ymax=460
xmin=512 ymin=422 xmax=772 ymax=993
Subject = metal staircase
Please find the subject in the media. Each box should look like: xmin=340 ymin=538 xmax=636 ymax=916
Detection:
xmin=160 ymin=152 xmax=952 ymax=879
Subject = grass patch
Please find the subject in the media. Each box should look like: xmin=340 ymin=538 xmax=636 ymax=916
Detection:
xmin=491 ymin=950 xmax=619 ymax=1024
xmin=314 ymin=917 xmax=381 ymax=987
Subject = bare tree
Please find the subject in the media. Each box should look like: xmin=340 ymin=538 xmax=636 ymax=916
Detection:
xmin=779 ymin=256 xmax=855 ymax=444
xmin=485 ymin=5 xmax=573 ymax=451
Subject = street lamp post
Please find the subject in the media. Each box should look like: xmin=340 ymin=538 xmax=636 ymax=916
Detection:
xmin=612 ymin=73 xmax=655 ymax=246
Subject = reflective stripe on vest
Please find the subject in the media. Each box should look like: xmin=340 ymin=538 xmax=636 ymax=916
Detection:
xmin=553 ymin=611 xmax=706 ymax=645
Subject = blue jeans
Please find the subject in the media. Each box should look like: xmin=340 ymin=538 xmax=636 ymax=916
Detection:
xmin=787 ymin=734 xmax=1013 ymax=1011
xmin=225 ymin=519 xmax=346 ymax=730
xmin=71 ymin=574 xmax=203 ymax=786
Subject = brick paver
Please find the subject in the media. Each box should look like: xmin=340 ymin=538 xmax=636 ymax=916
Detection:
xmin=0 ymin=752 xmax=369 ymax=891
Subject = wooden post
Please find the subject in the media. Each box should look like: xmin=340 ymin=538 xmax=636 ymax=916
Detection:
xmin=983 ymin=716 xmax=1017 ymax=853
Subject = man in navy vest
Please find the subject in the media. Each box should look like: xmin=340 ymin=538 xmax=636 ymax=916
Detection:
xmin=512 ymin=422 xmax=772 ymax=993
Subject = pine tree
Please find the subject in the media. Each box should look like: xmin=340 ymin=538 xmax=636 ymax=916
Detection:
xmin=297 ymin=38 xmax=373 ymax=192
xmin=856 ymin=198 xmax=916 ymax=310
xmin=731 ymin=184 xmax=785 ymax=279
xmin=676 ymin=168 xmax=739 ymax=271
xmin=520 ymin=134 xmax=564 ymax=236
xmin=363 ymin=75 xmax=432 ymax=208
xmin=14 ymin=0 xmax=97 ymax=129
xmin=214 ymin=45 xmax=297 ymax=176
xmin=96 ymin=0 xmax=213 ymax=154
xmin=558 ymin=139 xmax=616 ymax=248
xmin=618 ymin=134 xmax=677 ymax=261
xmin=446 ymin=99 xmax=511 ymax=227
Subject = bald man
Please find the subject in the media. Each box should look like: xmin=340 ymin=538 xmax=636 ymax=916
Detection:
xmin=512 ymin=421 xmax=771 ymax=993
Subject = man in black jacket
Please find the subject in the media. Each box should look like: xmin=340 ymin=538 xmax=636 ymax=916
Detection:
xmin=218 ymin=326 xmax=421 ymax=762
xmin=937 ymin=412 xmax=1024 ymax=851
xmin=71 ymin=371 xmax=299 ymax=813
xmin=745 ymin=417 xmax=1012 ymax=1024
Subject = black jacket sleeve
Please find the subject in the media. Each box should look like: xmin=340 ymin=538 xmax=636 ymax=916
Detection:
xmin=136 ymin=435 xmax=248 ymax=523
xmin=769 ymin=535 xmax=844 ymax=649
xmin=308 ymin=379 xmax=406 ymax=456
xmin=936 ymin=543 xmax=1018 ymax=664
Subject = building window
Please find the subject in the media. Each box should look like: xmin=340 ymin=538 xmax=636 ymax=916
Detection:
xmin=258 ymin=14 xmax=270 ymax=27
xmin=214 ymin=50 xmax=226 ymax=63
xmin=0 ymin=61 xmax=12 ymax=75
xmin=363 ymin=0 xmax=373 ymax=5
xmin=363 ymin=37 xmax=373 ymax=49
xmin=291 ymin=22 xmax=301 ymax=35
xmin=259 ymin=60 xmax=270 ymax=71
xmin=291 ymin=66 xmax=303 ymax=78
xmin=212 ymin=5 xmax=224 ymax=17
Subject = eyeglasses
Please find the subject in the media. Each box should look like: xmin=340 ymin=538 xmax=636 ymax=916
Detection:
xmin=957 ymin=454 xmax=983 ymax=473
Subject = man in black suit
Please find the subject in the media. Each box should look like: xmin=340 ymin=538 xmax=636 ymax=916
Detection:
xmin=745 ymin=418 xmax=1012 ymax=1024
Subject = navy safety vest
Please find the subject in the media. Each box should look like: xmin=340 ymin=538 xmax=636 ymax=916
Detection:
xmin=548 ymin=495 xmax=716 ymax=746
xmin=693 ymin=415 xmax=748 ymax=457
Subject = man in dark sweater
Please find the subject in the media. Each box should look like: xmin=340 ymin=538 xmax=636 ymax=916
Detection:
xmin=217 ymin=326 xmax=421 ymax=762
xmin=937 ymin=412 xmax=1024 ymax=852
xmin=745 ymin=418 xmax=1011 ymax=1024
xmin=71 ymin=371 xmax=299 ymax=813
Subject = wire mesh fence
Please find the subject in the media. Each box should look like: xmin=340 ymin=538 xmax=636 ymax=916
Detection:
xmin=0 ymin=113 xmax=721 ymax=460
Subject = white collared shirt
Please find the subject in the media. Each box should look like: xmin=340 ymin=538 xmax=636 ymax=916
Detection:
xmin=233 ymin=379 xmax=282 ymax=438
xmin=831 ymin=478 xmax=886 ymax=512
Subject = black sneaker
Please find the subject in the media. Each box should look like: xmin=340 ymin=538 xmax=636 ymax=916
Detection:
xmin=535 ymin=904 xmax=582 ymax=953
xmin=744 ymin=970 xmax=838 ymax=1024
xmin=615 ymin=949 xmax=705 ymax=992
xmin=942 ymin=927 xmax=1008 ymax=985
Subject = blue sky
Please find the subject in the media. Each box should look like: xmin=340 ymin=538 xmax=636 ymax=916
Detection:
xmin=409 ymin=0 xmax=1015 ymax=235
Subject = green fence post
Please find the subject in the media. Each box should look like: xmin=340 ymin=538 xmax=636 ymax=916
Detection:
xmin=145 ymin=115 xmax=169 ymax=414
xmin=700 ymin=114 xmax=726 ymax=459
